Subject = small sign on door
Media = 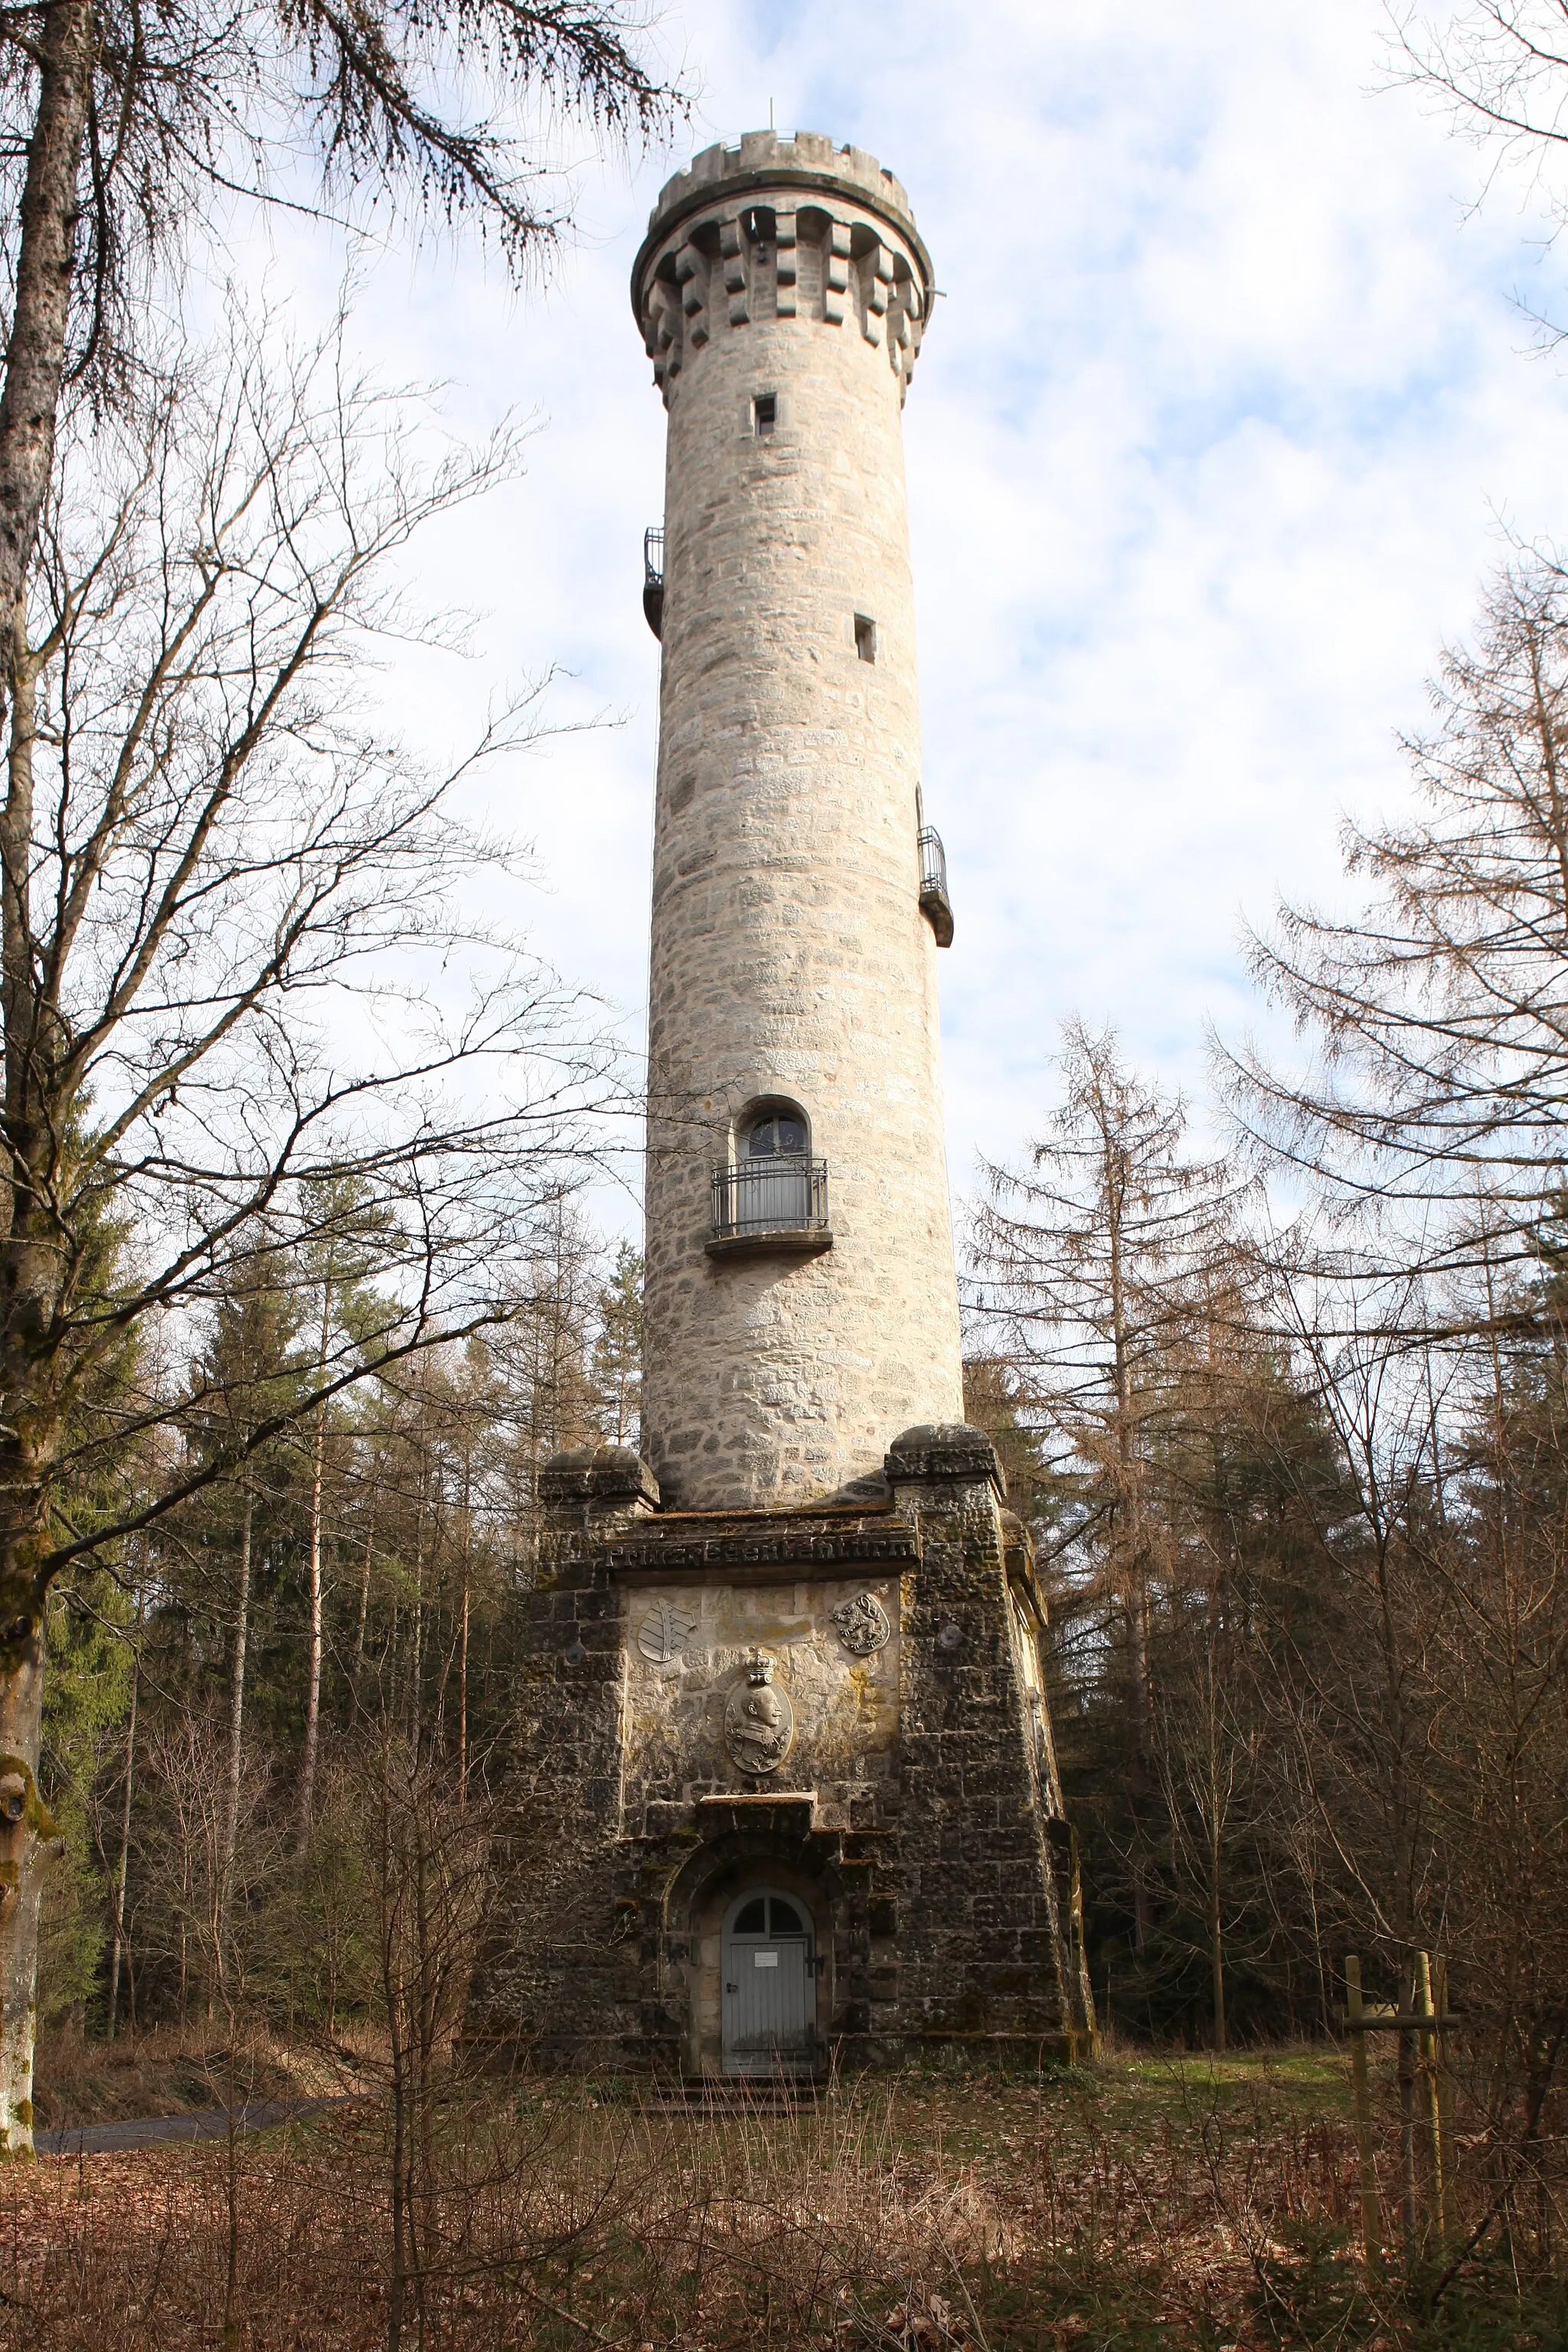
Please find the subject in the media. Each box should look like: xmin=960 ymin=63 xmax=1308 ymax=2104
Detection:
xmin=754 ymin=1951 xmax=779 ymax=1968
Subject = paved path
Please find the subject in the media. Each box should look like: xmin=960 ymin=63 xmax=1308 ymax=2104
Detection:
xmin=37 ymin=2096 xmax=346 ymax=2156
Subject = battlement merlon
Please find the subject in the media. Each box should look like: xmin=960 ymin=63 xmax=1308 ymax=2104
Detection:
xmin=631 ymin=132 xmax=936 ymax=401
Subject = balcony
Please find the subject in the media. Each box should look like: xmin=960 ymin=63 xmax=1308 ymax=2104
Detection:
xmin=643 ymin=525 xmax=665 ymax=640
xmin=707 ymin=1155 xmax=832 ymax=1260
xmin=918 ymin=826 xmax=954 ymax=947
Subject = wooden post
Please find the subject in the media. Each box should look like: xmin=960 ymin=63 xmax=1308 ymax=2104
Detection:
xmin=1432 ymin=1954 xmax=1455 ymax=2244
xmin=1397 ymin=1961 xmax=1419 ymax=2263
xmin=1346 ymin=1955 xmax=1380 ymax=2276
xmin=1413 ymin=1952 xmax=1442 ymax=2250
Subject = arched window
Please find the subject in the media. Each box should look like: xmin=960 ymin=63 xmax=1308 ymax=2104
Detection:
xmin=710 ymin=1099 xmax=829 ymax=1250
xmin=730 ymin=1893 xmax=807 ymax=1937
xmin=746 ymin=1108 xmax=807 ymax=1158
xmin=729 ymin=1100 xmax=812 ymax=1233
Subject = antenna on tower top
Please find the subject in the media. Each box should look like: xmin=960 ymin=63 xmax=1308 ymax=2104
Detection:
xmin=769 ymin=95 xmax=776 ymax=130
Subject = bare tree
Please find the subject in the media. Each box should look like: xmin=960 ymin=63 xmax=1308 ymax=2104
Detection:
xmin=0 ymin=0 xmax=681 ymax=729
xmin=970 ymin=1019 xmax=1251 ymax=1955
xmin=1229 ymin=561 xmax=1568 ymax=1300
xmin=0 ymin=311 xmax=615 ymax=2150
xmin=1150 ymin=1617 xmax=1256 ymax=2051
xmin=1392 ymin=4 xmax=1568 ymax=271
xmin=361 ymin=1712 xmax=492 ymax=2352
xmin=294 ymin=1177 xmax=394 ymax=1850
xmin=188 ymin=1237 xmax=302 ymax=1926
xmin=1216 ymin=550 xmax=1568 ymax=2218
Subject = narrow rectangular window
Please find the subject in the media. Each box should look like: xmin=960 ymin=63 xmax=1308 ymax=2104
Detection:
xmin=854 ymin=614 xmax=877 ymax=663
xmin=753 ymin=392 xmax=776 ymax=436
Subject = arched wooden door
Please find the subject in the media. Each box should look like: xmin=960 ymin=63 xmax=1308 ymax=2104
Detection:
xmin=720 ymin=1889 xmax=816 ymax=2076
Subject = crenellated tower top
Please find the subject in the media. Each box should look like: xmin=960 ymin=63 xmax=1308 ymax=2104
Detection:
xmin=631 ymin=131 xmax=936 ymax=405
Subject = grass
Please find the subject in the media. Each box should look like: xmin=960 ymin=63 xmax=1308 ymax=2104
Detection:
xmin=31 ymin=2020 xmax=371 ymax=2130
xmin=6 ymin=2047 xmax=1564 ymax=2350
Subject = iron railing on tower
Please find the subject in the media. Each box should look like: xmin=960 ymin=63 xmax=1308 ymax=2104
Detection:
xmin=709 ymin=1155 xmax=830 ymax=1256
xmin=643 ymin=526 xmax=665 ymax=639
xmin=918 ymin=825 xmax=954 ymax=947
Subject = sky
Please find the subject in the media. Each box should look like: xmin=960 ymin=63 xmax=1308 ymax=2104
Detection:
xmin=254 ymin=0 xmax=1568 ymax=1234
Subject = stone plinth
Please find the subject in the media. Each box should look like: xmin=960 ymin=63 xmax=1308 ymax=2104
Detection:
xmin=488 ymin=1428 xmax=1096 ymax=2074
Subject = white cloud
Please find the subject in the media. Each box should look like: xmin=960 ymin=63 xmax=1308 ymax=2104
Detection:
xmin=240 ymin=0 xmax=1568 ymax=1217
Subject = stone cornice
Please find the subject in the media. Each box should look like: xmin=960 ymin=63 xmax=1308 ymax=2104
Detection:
xmin=562 ymin=1513 xmax=920 ymax=1576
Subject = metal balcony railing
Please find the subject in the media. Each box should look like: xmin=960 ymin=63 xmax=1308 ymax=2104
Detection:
xmin=710 ymin=1155 xmax=828 ymax=1244
xmin=643 ymin=525 xmax=665 ymax=640
xmin=918 ymin=825 xmax=954 ymax=947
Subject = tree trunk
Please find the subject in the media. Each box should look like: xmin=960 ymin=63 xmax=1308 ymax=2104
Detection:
xmin=0 ymin=1606 xmax=57 ymax=2151
xmin=1106 ymin=1160 xmax=1153 ymax=1954
xmin=297 ymin=1409 xmax=325 ymax=1853
xmin=106 ymin=1651 xmax=138 ymax=2038
xmin=220 ymin=1488 xmax=254 ymax=1946
xmin=409 ymin=1432 xmax=426 ymax=1744
xmin=297 ymin=1274 xmax=332 ymax=1852
xmin=0 ymin=0 xmax=100 ymax=2118
xmin=0 ymin=0 xmax=93 ymax=626
xmin=458 ymin=1453 xmax=471 ymax=1812
xmin=1209 ymin=1815 xmax=1227 ymax=2053
xmin=458 ymin=1571 xmax=470 ymax=1808
xmin=355 ymin=1510 xmax=374 ymax=1673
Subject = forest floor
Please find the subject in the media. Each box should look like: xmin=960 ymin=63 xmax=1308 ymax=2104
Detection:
xmin=7 ymin=2047 xmax=1563 ymax=2350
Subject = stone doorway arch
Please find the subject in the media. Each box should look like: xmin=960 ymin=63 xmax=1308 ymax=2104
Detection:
xmin=664 ymin=1817 xmax=844 ymax=2078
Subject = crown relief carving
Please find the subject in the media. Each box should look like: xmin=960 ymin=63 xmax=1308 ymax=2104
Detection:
xmin=640 ymin=203 xmax=928 ymax=403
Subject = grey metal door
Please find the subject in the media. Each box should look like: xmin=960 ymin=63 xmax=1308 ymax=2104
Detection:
xmin=720 ymin=1891 xmax=816 ymax=2076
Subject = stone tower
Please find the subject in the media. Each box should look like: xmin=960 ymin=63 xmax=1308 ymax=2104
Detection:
xmin=634 ymin=130 xmax=964 ymax=1511
xmin=498 ymin=136 xmax=1096 ymax=2079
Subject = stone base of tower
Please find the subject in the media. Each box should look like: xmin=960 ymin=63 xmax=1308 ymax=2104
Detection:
xmin=485 ymin=1427 xmax=1098 ymax=2075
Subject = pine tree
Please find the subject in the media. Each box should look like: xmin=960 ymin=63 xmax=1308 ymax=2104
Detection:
xmin=592 ymin=1242 xmax=644 ymax=1449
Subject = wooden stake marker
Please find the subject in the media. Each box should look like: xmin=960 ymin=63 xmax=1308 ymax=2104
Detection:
xmin=1344 ymin=1952 xmax=1460 ymax=2275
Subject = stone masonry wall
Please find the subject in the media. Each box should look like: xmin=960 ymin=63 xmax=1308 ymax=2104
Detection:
xmin=634 ymin=135 xmax=965 ymax=1511
xmin=884 ymin=1430 xmax=1083 ymax=2058
xmin=492 ymin=1437 xmax=1094 ymax=2073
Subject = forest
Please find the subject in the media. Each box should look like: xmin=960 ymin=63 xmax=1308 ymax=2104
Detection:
xmin=5 ymin=1 xmax=1568 ymax=2348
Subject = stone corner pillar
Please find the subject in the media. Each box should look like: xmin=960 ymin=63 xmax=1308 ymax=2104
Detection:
xmin=537 ymin=1444 xmax=661 ymax=1526
xmin=884 ymin=1422 xmax=1004 ymax=1509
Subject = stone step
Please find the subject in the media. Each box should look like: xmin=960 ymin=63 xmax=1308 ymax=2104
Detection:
xmin=640 ymin=2079 xmax=822 ymax=2118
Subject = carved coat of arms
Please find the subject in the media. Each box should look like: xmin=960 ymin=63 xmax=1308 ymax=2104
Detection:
xmin=831 ymin=1589 xmax=891 ymax=1656
xmin=636 ymin=1597 xmax=697 ymax=1664
xmin=724 ymin=1650 xmax=795 ymax=1775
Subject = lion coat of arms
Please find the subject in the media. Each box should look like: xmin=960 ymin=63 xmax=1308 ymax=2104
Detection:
xmin=831 ymin=1589 xmax=891 ymax=1656
xmin=724 ymin=1650 xmax=795 ymax=1775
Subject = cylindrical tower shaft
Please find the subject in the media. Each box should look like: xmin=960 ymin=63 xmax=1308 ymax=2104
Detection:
xmin=633 ymin=132 xmax=964 ymax=1511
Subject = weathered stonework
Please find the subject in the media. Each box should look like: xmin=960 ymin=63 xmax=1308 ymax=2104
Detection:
xmin=634 ymin=132 xmax=964 ymax=1512
xmin=493 ymin=1429 xmax=1096 ymax=2073
xmin=492 ymin=137 xmax=1094 ymax=2077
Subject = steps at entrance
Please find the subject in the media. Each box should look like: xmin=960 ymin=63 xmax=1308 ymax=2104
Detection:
xmin=642 ymin=2079 xmax=821 ymax=2118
